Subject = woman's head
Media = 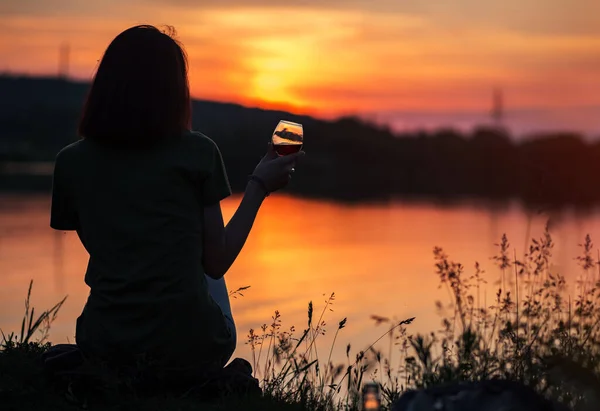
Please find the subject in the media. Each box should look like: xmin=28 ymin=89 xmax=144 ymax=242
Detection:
xmin=79 ymin=25 xmax=191 ymax=146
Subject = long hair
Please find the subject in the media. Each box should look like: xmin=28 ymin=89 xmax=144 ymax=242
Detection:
xmin=79 ymin=25 xmax=191 ymax=146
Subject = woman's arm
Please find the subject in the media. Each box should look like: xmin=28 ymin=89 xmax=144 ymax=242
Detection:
xmin=202 ymin=145 xmax=303 ymax=279
xmin=202 ymin=180 xmax=267 ymax=279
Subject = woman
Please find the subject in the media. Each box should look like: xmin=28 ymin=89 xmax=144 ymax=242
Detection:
xmin=50 ymin=25 xmax=304 ymax=376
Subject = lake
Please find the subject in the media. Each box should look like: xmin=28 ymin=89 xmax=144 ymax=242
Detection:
xmin=1 ymin=193 xmax=599 ymax=371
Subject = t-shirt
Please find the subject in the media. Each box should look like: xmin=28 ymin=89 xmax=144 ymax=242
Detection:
xmin=50 ymin=130 xmax=233 ymax=372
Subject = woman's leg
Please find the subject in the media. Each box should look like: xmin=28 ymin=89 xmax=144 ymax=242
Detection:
xmin=205 ymin=275 xmax=237 ymax=359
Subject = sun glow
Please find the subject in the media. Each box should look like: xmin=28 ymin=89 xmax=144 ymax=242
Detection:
xmin=184 ymin=8 xmax=364 ymax=111
xmin=245 ymin=38 xmax=315 ymax=106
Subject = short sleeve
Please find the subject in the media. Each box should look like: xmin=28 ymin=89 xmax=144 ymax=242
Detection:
xmin=201 ymin=138 xmax=232 ymax=206
xmin=50 ymin=153 xmax=78 ymax=230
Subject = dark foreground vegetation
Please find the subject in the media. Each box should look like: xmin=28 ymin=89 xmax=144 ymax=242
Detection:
xmin=1 ymin=75 xmax=600 ymax=209
xmin=2 ymin=230 xmax=600 ymax=410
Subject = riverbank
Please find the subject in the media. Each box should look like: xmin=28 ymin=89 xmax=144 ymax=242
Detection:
xmin=4 ymin=168 xmax=600 ymax=215
xmin=2 ymin=230 xmax=599 ymax=410
xmin=0 ymin=346 xmax=305 ymax=411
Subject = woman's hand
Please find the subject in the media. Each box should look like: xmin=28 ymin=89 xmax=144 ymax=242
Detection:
xmin=251 ymin=143 xmax=305 ymax=194
xmin=203 ymin=144 xmax=304 ymax=279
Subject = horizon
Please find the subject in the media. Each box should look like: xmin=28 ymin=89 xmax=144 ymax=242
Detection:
xmin=4 ymin=72 xmax=598 ymax=139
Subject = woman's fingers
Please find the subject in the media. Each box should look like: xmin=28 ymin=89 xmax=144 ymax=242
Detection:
xmin=274 ymin=153 xmax=303 ymax=175
xmin=275 ymin=151 xmax=304 ymax=164
xmin=257 ymin=149 xmax=303 ymax=191
xmin=264 ymin=142 xmax=278 ymax=160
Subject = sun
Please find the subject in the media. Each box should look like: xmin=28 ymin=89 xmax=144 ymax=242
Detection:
xmin=181 ymin=7 xmax=363 ymax=112
xmin=245 ymin=37 xmax=314 ymax=108
xmin=250 ymin=71 xmax=293 ymax=104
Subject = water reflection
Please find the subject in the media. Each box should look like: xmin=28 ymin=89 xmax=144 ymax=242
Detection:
xmin=53 ymin=230 xmax=65 ymax=293
xmin=1 ymin=194 xmax=600 ymax=367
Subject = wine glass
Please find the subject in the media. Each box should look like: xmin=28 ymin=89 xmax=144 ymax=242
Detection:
xmin=272 ymin=120 xmax=303 ymax=156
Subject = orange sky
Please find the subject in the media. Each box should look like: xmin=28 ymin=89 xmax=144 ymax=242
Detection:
xmin=2 ymin=0 xmax=600 ymax=122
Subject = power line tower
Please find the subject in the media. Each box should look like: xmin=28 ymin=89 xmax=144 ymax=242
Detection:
xmin=58 ymin=42 xmax=70 ymax=79
xmin=491 ymin=87 xmax=504 ymax=127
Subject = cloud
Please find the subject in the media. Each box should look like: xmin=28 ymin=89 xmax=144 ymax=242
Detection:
xmin=140 ymin=0 xmax=600 ymax=36
xmin=287 ymin=81 xmax=502 ymax=113
xmin=1 ymin=0 xmax=140 ymax=17
xmin=4 ymin=0 xmax=600 ymax=37
xmin=2 ymin=0 xmax=600 ymax=115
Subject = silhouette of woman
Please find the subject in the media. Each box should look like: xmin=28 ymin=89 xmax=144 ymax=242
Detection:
xmin=50 ymin=25 xmax=304 ymax=377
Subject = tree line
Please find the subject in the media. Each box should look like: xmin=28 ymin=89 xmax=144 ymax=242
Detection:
xmin=1 ymin=75 xmax=598 ymax=210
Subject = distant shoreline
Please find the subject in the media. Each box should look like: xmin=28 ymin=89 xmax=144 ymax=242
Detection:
xmin=3 ymin=168 xmax=599 ymax=216
xmin=3 ymin=75 xmax=600 ymax=212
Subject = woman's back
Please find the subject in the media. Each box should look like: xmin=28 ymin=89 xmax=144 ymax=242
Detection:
xmin=49 ymin=24 xmax=303 ymax=378
xmin=51 ymin=131 xmax=233 ymax=370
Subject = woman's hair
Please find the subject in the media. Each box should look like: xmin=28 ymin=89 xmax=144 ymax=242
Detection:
xmin=79 ymin=25 xmax=191 ymax=146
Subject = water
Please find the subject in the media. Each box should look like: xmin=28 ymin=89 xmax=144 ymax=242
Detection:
xmin=1 ymin=193 xmax=599 ymax=369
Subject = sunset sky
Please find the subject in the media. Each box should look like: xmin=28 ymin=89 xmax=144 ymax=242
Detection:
xmin=2 ymin=0 xmax=600 ymax=135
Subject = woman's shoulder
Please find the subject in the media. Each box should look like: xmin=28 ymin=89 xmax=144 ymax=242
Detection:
xmin=55 ymin=139 xmax=86 ymax=162
xmin=181 ymin=130 xmax=221 ymax=152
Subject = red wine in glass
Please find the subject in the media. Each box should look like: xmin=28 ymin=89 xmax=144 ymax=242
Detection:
xmin=274 ymin=144 xmax=302 ymax=156
xmin=272 ymin=120 xmax=303 ymax=156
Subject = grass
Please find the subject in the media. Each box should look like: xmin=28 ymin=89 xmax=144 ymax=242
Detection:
xmin=2 ymin=227 xmax=600 ymax=410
